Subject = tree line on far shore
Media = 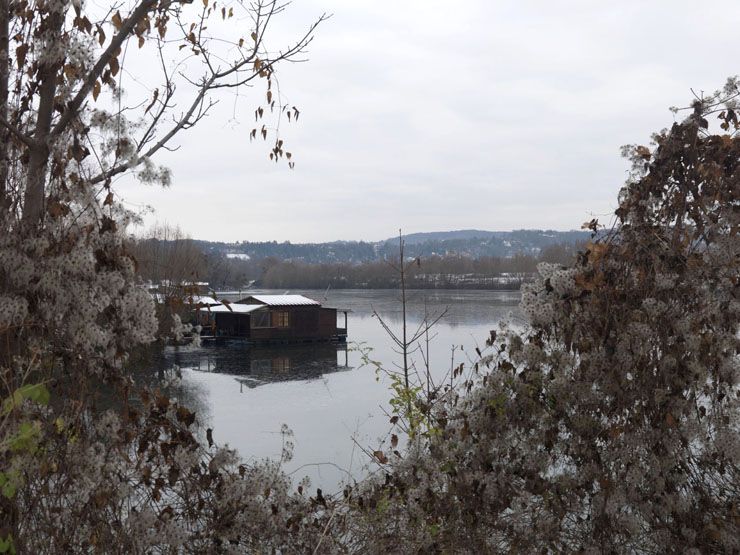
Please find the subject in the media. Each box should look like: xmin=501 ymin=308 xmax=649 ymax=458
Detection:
xmin=130 ymin=228 xmax=583 ymax=291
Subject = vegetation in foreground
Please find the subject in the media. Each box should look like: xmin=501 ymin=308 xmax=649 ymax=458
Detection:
xmin=0 ymin=0 xmax=737 ymax=552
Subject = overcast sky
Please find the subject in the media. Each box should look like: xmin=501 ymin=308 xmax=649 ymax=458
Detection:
xmin=118 ymin=0 xmax=739 ymax=243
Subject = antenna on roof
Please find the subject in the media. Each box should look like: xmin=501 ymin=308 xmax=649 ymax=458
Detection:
xmin=323 ymin=284 xmax=330 ymax=301
xmin=284 ymin=291 xmax=290 ymax=295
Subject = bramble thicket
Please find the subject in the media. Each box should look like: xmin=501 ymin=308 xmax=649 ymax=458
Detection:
xmin=0 ymin=0 xmax=738 ymax=552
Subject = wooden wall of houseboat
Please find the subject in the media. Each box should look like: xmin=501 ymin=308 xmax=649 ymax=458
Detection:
xmin=319 ymin=307 xmax=338 ymax=336
xmin=248 ymin=306 xmax=338 ymax=342
xmin=214 ymin=313 xmax=251 ymax=337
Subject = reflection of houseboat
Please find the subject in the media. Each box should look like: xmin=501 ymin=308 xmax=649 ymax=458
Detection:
xmin=189 ymin=343 xmax=351 ymax=389
xmin=196 ymin=295 xmax=349 ymax=344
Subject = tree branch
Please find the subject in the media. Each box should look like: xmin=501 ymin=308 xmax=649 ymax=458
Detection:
xmin=0 ymin=115 xmax=34 ymax=149
xmin=51 ymin=0 xmax=159 ymax=138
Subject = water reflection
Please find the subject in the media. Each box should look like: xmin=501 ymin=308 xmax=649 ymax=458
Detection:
xmin=151 ymin=290 xmax=521 ymax=493
xmin=162 ymin=342 xmax=350 ymax=389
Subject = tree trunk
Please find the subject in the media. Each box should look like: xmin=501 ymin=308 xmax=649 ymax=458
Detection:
xmin=22 ymin=9 xmax=65 ymax=225
xmin=0 ymin=0 xmax=9 ymax=211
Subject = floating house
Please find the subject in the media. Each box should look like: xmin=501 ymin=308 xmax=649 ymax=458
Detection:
xmin=197 ymin=294 xmax=348 ymax=344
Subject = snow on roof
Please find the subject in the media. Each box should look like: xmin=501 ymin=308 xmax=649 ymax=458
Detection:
xmin=202 ymin=304 xmax=266 ymax=314
xmin=240 ymin=295 xmax=321 ymax=306
xmin=187 ymin=295 xmax=220 ymax=306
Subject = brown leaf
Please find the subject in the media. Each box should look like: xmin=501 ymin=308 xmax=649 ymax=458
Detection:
xmin=635 ymin=145 xmax=651 ymax=160
xmin=176 ymin=406 xmax=195 ymax=426
xmin=108 ymin=56 xmax=119 ymax=77
xmin=390 ymin=434 xmax=398 ymax=448
xmin=92 ymin=80 xmax=101 ymax=101
xmin=48 ymin=201 xmax=70 ymax=219
xmin=63 ymin=64 xmax=77 ymax=80
xmin=144 ymin=88 xmax=159 ymax=115
xmin=112 ymin=11 xmax=123 ymax=31
xmin=373 ymin=450 xmax=388 ymax=464
xmin=96 ymin=25 xmax=106 ymax=46
xmin=15 ymin=44 xmax=28 ymax=69
xmin=665 ymin=412 xmax=677 ymax=428
xmin=103 ymin=191 xmax=114 ymax=206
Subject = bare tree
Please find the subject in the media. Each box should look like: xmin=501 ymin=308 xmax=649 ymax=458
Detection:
xmin=0 ymin=0 xmax=327 ymax=226
xmin=371 ymin=230 xmax=447 ymax=430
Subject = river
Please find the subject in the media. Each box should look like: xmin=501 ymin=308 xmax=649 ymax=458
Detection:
xmin=157 ymin=289 xmax=523 ymax=493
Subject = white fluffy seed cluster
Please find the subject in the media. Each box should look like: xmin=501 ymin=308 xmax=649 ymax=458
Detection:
xmin=521 ymin=264 xmax=583 ymax=326
xmin=137 ymin=157 xmax=173 ymax=187
xmin=550 ymin=268 xmax=578 ymax=296
xmin=1 ymin=210 xmax=158 ymax=373
xmin=66 ymin=35 xmax=94 ymax=71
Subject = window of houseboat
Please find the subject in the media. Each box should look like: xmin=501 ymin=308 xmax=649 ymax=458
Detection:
xmin=272 ymin=311 xmax=289 ymax=327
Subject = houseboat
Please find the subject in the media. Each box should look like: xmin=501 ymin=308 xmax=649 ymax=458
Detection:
xmin=196 ymin=294 xmax=348 ymax=344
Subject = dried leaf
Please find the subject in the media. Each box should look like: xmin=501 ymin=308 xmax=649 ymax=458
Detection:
xmin=176 ymin=406 xmax=196 ymax=426
xmin=666 ymin=412 xmax=677 ymax=428
xmin=112 ymin=11 xmax=123 ymax=31
xmin=15 ymin=44 xmax=28 ymax=69
xmin=373 ymin=450 xmax=388 ymax=464
xmin=47 ymin=201 xmax=70 ymax=219
xmin=144 ymin=88 xmax=159 ymax=115
xmin=96 ymin=25 xmax=106 ymax=46
xmin=63 ymin=64 xmax=77 ymax=80
xmin=108 ymin=56 xmax=120 ymax=77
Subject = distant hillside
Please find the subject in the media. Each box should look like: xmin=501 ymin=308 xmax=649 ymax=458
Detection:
xmin=193 ymin=229 xmax=591 ymax=264
xmin=396 ymin=230 xmax=505 ymax=244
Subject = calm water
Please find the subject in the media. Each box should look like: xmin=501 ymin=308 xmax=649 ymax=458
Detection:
xmin=159 ymin=289 xmax=522 ymax=492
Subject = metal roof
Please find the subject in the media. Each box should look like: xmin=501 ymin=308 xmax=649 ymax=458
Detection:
xmin=239 ymin=295 xmax=321 ymax=306
xmin=202 ymin=304 xmax=266 ymax=314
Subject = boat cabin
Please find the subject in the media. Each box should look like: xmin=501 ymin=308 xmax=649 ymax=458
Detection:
xmin=197 ymin=294 xmax=348 ymax=344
